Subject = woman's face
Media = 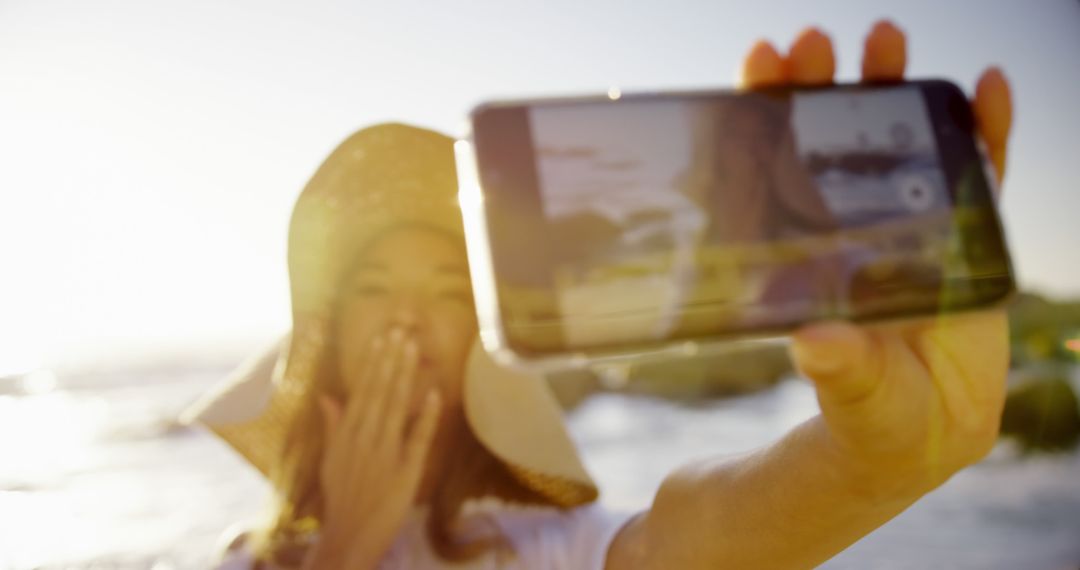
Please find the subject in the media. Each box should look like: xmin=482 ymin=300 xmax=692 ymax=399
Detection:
xmin=335 ymin=226 xmax=478 ymax=419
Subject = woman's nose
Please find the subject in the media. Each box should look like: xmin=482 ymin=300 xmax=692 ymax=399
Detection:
xmin=388 ymin=292 xmax=426 ymax=331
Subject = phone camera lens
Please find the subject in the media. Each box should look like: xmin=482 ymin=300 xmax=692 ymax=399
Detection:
xmin=897 ymin=174 xmax=935 ymax=212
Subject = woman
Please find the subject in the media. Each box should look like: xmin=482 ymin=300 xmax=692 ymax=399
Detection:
xmin=186 ymin=123 xmax=622 ymax=568
xmin=186 ymin=20 xmax=1014 ymax=569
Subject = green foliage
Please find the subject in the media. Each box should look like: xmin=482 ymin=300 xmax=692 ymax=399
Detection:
xmin=1000 ymin=375 xmax=1080 ymax=453
xmin=622 ymin=343 xmax=793 ymax=402
xmin=546 ymin=342 xmax=793 ymax=410
xmin=1008 ymin=292 xmax=1080 ymax=365
xmin=542 ymin=291 xmax=1080 ymax=431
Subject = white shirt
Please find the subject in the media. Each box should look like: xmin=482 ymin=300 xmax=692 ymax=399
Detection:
xmin=216 ymin=498 xmax=637 ymax=570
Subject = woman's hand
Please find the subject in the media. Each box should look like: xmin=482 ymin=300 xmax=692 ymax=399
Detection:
xmin=303 ymin=327 xmax=443 ymax=569
xmin=742 ymin=21 xmax=1015 ymax=498
xmin=607 ymin=23 xmax=1016 ymax=570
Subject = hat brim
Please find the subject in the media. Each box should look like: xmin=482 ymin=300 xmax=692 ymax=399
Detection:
xmin=181 ymin=334 xmax=598 ymax=507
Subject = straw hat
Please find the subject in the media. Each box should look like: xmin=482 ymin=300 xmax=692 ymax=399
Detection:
xmin=181 ymin=123 xmax=598 ymax=508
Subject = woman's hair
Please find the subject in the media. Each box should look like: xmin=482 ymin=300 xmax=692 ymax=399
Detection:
xmin=250 ymin=226 xmax=554 ymax=567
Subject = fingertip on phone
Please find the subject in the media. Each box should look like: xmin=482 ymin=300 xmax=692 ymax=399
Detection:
xmin=868 ymin=19 xmax=904 ymax=42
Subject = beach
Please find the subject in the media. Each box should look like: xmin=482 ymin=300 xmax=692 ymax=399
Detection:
xmin=1 ymin=368 xmax=1078 ymax=569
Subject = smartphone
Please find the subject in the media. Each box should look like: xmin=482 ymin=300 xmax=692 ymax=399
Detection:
xmin=456 ymin=80 xmax=1015 ymax=369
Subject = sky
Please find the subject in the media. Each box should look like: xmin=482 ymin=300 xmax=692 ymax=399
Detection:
xmin=1 ymin=0 xmax=1078 ymax=372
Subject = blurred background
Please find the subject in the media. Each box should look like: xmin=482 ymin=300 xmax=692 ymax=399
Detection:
xmin=1 ymin=1 xmax=1078 ymax=568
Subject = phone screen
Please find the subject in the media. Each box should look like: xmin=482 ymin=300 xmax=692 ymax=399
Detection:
xmin=471 ymin=81 xmax=1013 ymax=355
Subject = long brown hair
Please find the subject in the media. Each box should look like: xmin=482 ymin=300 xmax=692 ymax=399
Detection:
xmin=251 ymin=230 xmax=556 ymax=567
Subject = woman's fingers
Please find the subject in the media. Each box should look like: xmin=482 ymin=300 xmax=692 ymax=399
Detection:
xmin=790 ymin=321 xmax=881 ymax=408
xmin=786 ymin=27 xmax=836 ymax=86
xmin=357 ymin=328 xmax=408 ymax=446
xmin=744 ymin=22 xmax=904 ymax=87
xmin=861 ymin=20 xmax=907 ymax=82
xmin=401 ymin=390 xmax=442 ymax=478
xmin=342 ymin=334 xmax=385 ymax=435
xmin=316 ymin=331 xmax=439 ymax=545
xmin=974 ymin=67 xmax=1013 ymax=183
xmin=741 ymin=40 xmax=786 ymax=88
xmin=390 ymin=390 xmax=441 ymax=509
xmin=331 ymin=329 xmax=430 ymax=465
xmin=380 ymin=337 xmax=420 ymax=454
